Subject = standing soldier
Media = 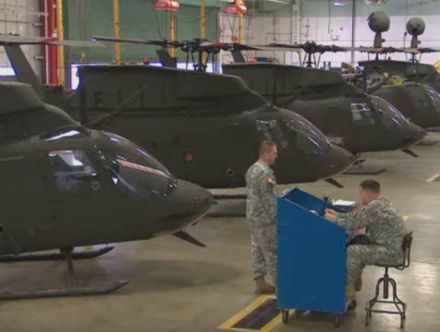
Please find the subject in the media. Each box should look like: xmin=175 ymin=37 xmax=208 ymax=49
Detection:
xmin=325 ymin=179 xmax=407 ymax=306
xmin=246 ymin=140 xmax=278 ymax=294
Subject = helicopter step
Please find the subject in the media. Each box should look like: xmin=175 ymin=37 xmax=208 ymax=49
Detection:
xmin=0 ymin=247 xmax=128 ymax=300
xmin=417 ymin=137 xmax=439 ymax=146
xmin=0 ymin=246 xmax=114 ymax=263
xmin=344 ymin=159 xmax=386 ymax=175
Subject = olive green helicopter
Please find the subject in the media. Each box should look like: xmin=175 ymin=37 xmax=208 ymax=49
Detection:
xmin=0 ymin=73 xmax=213 ymax=299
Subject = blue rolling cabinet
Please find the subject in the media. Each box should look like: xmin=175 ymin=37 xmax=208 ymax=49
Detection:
xmin=277 ymin=188 xmax=347 ymax=327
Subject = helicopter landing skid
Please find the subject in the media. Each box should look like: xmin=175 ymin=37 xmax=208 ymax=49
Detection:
xmin=0 ymin=246 xmax=114 ymax=263
xmin=213 ymin=194 xmax=247 ymax=200
xmin=0 ymin=248 xmax=127 ymax=300
xmin=0 ymin=280 xmax=128 ymax=300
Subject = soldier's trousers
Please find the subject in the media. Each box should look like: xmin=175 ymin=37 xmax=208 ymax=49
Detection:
xmin=347 ymin=244 xmax=400 ymax=284
xmin=250 ymin=223 xmax=277 ymax=282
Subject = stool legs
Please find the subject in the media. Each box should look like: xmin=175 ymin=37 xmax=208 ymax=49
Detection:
xmin=365 ymin=268 xmax=407 ymax=329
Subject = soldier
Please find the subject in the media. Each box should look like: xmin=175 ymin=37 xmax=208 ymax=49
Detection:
xmin=245 ymin=140 xmax=278 ymax=294
xmin=325 ymin=179 xmax=407 ymax=305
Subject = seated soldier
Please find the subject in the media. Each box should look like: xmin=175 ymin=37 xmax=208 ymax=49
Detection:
xmin=325 ymin=179 xmax=407 ymax=305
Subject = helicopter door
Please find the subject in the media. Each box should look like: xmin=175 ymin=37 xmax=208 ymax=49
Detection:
xmin=0 ymin=152 xmax=51 ymax=254
xmin=45 ymin=149 xmax=112 ymax=246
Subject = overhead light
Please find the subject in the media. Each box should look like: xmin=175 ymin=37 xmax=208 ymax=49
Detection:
xmin=153 ymin=0 xmax=181 ymax=11
xmin=224 ymin=1 xmax=247 ymax=15
xmin=334 ymin=0 xmax=348 ymax=7
xmin=364 ymin=0 xmax=388 ymax=5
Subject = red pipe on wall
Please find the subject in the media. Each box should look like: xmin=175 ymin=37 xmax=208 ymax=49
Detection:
xmin=43 ymin=0 xmax=58 ymax=86
xmin=41 ymin=0 xmax=48 ymax=84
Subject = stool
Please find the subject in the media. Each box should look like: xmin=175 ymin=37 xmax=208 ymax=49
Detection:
xmin=365 ymin=232 xmax=413 ymax=329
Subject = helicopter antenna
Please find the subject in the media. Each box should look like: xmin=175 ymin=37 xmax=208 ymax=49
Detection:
xmin=87 ymin=85 xmax=148 ymax=128
xmin=271 ymin=66 xmax=278 ymax=106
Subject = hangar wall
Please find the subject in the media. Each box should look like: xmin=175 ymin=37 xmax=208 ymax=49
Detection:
xmin=300 ymin=0 xmax=440 ymax=66
xmin=0 ymin=0 xmax=41 ymax=77
xmin=64 ymin=0 xmax=219 ymax=64
xmin=218 ymin=0 xmax=440 ymax=67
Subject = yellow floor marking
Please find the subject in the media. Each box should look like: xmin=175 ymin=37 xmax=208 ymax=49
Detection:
xmin=426 ymin=173 xmax=440 ymax=182
xmin=259 ymin=315 xmax=282 ymax=332
xmin=218 ymin=295 xmax=281 ymax=332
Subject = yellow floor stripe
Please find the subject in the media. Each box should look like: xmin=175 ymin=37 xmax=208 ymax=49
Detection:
xmin=218 ymin=295 xmax=281 ymax=332
xmin=426 ymin=173 xmax=440 ymax=182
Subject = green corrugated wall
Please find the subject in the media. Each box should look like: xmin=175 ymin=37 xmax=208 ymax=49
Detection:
xmin=64 ymin=0 xmax=219 ymax=80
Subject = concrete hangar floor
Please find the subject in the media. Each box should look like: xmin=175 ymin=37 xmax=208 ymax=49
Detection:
xmin=1 ymin=134 xmax=440 ymax=332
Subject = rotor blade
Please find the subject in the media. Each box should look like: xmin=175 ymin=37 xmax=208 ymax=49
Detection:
xmin=350 ymin=46 xmax=408 ymax=54
xmin=5 ymin=44 xmax=43 ymax=98
xmin=0 ymin=34 xmax=104 ymax=47
xmin=325 ymin=178 xmax=344 ymax=188
xmin=413 ymin=47 xmax=440 ymax=53
xmin=198 ymin=41 xmax=265 ymax=52
xmin=264 ymin=42 xmax=349 ymax=53
xmin=93 ymin=36 xmax=178 ymax=48
xmin=173 ymin=231 xmax=206 ymax=247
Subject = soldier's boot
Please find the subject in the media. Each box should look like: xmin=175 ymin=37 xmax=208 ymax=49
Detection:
xmin=354 ymin=276 xmax=363 ymax=292
xmin=345 ymin=283 xmax=357 ymax=311
xmin=254 ymin=277 xmax=275 ymax=294
xmin=346 ymin=283 xmax=356 ymax=300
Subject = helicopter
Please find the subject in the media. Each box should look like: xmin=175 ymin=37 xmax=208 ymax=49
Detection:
xmin=348 ymin=12 xmax=440 ymax=130
xmin=89 ymin=36 xmax=425 ymax=174
xmin=1 ymin=36 xmax=355 ymax=189
xmin=0 ymin=80 xmax=213 ymax=300
xmin=222 ymin=62 xmax=426 ymax=158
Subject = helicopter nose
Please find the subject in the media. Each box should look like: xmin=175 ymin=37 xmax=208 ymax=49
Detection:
xmin=326 ymin=145 xmax=356 ymax=175
xmin=161 ymin=180 xmax=213 ymax=227
xmin=404 ymin=123 xmax=426 ymax=147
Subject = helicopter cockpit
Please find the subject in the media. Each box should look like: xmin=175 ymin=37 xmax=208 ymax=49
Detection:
xmin=371 ymin=95 xmax=412 ymax=128
xmin=41 ymin=127 xmax=177 ymax=199
xmin=255 ymin=110 xmax=332 ymax=155
xmin=99 ymin=132 xmax=177 ymax=198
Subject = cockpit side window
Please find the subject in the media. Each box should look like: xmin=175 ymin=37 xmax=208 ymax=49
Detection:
xmin=48 ymin=150 xmax=98 ymax=193
xmin=350 ymin=103 xmax=375 ymax=126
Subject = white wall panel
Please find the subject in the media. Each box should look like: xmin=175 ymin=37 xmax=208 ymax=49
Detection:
xmin=0 ymin=0 xmax=41 ymax=77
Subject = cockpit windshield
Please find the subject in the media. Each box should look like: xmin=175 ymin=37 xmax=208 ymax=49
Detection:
xmin=425 ymin=87 xmax=440 ymax=113
xmin=283 ymin=113 xmax=331 ymax=153
xmin=100 ymin=132 xmax=177 ymax=197
xmin=371 ymin=95 xmax=410 ymax=128
xmin=256 ymin=112 xmax=331 ymax=154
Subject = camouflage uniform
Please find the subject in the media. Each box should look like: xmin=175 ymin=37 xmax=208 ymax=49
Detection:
xmin=334 ymin=198 xmax=407 ymax=285
xmin=245 ymin=160 xmax=278 ymax=282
